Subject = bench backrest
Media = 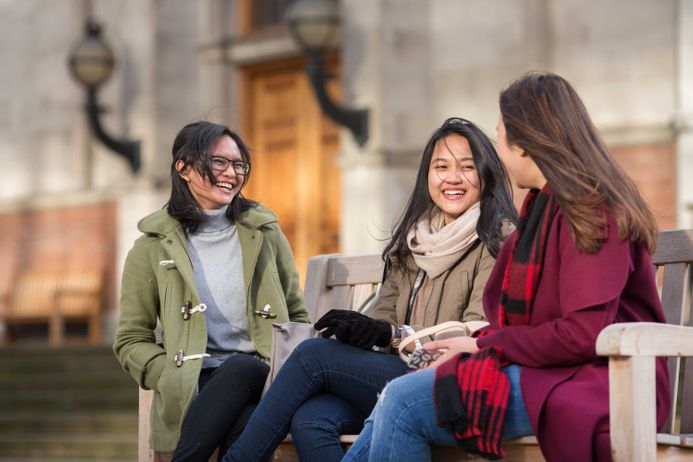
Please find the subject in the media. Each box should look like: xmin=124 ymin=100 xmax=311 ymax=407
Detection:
xmin=6 ymin=269 xmax=103 ymax=318
xmin=653 ymin=229 xmax=693 ymax=436
xmin=303 ymin=254 xmax=385 ymax=321
xmin=8 ymin=271 xmax=61 ymax=318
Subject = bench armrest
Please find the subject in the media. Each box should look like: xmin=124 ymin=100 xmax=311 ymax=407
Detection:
xmin=596 ymin=322 xmax=693 ymax=357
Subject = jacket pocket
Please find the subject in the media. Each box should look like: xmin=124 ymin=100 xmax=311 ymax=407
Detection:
xmin=152 ymin=362 xmax=183 ymax=432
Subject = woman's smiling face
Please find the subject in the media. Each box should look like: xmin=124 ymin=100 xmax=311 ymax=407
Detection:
xmin=177 ymin=135 xmax=246 ymax=210
xmin=427 ymin=134 xmax=481 ymax=225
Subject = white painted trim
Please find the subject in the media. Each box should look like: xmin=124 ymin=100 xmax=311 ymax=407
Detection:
xmin=600 ymin=123 xmax=675 ymax=147
xmin=0 ymin=189 xmax=119 ymax=214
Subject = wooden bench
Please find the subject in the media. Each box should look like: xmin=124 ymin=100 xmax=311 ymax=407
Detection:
xmin=139 ymin=230 xmax=693 ymax=461
xmin=595 ymin=229 xmax=693 ymax=461
xmin=0 ymin=269 xmax=104 ymax=346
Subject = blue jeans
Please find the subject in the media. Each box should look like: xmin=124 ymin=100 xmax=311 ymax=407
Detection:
xmin=221 ymin=337 xmax=409 ymax=462
xmin=343 ymin=365 xmax=533 ymax=462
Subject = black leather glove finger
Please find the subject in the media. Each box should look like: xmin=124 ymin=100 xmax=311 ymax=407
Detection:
xmin=319 ymin=325 xmax=337 ymax=339
xmin=372 ymin=319 xmax=393 ymax=347
xmin=349 ymin=317 xmax=392 ymax=349
xmin=333 ymin=320 xmax=353 ymax=345
xmin=314 ymin=309 xmax=351 ymax=331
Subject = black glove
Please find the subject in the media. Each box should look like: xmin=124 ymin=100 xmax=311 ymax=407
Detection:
xmin=314 ymin=309 xmax=392 ymax=349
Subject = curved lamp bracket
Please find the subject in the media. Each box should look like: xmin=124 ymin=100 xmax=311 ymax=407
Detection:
xmin=86 ymin=87 xmax=141 ymax=173
xmin=306 ymin=51 xmax=368 ymax=147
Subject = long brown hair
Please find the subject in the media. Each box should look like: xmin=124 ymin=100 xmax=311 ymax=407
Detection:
xmin=499 ymin=71 xmax=657 ymax=253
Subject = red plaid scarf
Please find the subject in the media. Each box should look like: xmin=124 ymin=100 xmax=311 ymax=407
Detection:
xmin=433 ymin=185 xmax=558 ymax=459
xmin=434 ymin=345 xmax=510 ymax=459
xmin=499 ymin=184 xmax=558 ymax=327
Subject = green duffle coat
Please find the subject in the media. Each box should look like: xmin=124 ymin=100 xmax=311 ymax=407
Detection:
xmin=113 ymin=205 xmax=308 ymax=451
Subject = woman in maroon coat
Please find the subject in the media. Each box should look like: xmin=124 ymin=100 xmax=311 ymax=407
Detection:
xmin=343 ymin=72 xmax=671 ymax=462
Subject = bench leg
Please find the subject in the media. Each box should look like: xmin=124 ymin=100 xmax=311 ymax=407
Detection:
xmin=49 ymin=313 xmax=64 ymax=346
xmin=608 ymin=356 xmax=656 ymax=462
xmin=3 ymin=324 xmax=13 ymax=347
xmin=88 ymin=311 xmax=101 ymax=346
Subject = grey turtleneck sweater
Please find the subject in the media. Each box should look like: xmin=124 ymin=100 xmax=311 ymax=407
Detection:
xmin=187 ymin=207 xmax=255 ymax=368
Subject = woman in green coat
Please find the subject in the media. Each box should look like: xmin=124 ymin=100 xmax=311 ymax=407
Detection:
xmin=113 ymin=121 xmax=308 ymax=461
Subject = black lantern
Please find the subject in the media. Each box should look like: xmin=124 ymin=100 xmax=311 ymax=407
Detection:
xmin=287 ymin=0 xmax=368 ymax=146
xmin=68 ymin=19 xmax=140 ymax=173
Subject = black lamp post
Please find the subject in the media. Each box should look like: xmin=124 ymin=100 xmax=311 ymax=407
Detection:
xmin=68 ymin=19 xmax=141 ymax=173
xmin=287 ymin=0 xmax=369 ymax=146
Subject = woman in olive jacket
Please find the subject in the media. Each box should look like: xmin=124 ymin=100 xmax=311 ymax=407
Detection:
xmin=222 ymin=118 xmax=518 ymax=462
xmin=113 ymin=121 xmax=308 ymax=461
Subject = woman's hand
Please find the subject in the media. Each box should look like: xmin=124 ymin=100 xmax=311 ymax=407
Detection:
xmin=314 ymin=309 xmax=392 ymax=348
xmin=422 ymin=336 xmax=480 ymax=369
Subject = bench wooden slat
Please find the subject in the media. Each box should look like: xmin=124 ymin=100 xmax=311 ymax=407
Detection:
xmin=659 ymin=263 xmax=688 ymax=433
xmin=654 ymin=234 xmax=693 ymax=437
xmin=653 ymin=229 xmax=693 ymax=264
xmin=326 ymin=255 xmax=384 ymax=287
xmin=682 ymin=359 xmax=693 ymax=434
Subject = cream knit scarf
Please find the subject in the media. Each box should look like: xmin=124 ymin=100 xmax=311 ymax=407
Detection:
xmin=406 ymin=202 xmax=480 ymax=279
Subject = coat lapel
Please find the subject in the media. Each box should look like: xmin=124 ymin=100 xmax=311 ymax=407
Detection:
xmin=161 ymin=227 xmax=198 ymax=296
xmin=237 ymin=223 xmax=262 ymax=291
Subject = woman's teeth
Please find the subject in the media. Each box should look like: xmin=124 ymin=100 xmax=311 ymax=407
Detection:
xmin=216 ymin=182 xmax=234 ymax=191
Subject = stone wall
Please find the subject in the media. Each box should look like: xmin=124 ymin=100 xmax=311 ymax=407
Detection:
xmin=339 ymin=0 xmax=685 ymax=253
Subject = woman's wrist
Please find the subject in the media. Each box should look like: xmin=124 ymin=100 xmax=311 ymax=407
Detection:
xmin=390 ymin=325 xmax=402 ymax=348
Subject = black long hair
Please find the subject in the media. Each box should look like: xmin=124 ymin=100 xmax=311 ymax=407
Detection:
xmin=167 ymin=121 xmax=256 ymax=233
xmin=382 ymin=117 xmax=517 ymax=270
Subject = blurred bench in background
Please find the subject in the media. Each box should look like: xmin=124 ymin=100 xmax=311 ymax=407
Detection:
xmin=1 ymin=269 xmax=104 ymax=346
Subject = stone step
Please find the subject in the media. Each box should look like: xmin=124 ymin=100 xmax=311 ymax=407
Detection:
xmin=0 ymin=412 xmax=137 ymax=434
xmin=0 ymin=347 xmax=124 ymax=376
xmin=0 ymin=458 xmax=135 ymax=462
xmin=0 ymin=433 xmax=137 ymax=459
xmin=0 ymin=372 xmax=132 ymax=391
xmin=0 ymin=388 xmax=137 ymax=412
xmin=0 ymin=346 xmax=140 ymax=460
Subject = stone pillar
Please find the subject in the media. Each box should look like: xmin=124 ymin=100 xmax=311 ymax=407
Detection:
xmin=339 ymin=0 xmax=432 ymax=255
xmin=677 ymin=0 xmax=693 ymax=228
xmin=109 ymin=180 xmax=169 ymax=343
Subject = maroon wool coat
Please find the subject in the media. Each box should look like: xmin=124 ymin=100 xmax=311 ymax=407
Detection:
xmin=477 ymin=209 xmax=671 ymax=461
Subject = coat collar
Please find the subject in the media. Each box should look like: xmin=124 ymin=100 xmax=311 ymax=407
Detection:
xmin=137 ymin=205 xmax=279 ymax=292
xmin=137 ymin=205 xmax=278 ymax=236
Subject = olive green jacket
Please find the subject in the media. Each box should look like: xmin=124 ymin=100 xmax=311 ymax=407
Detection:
xmin=113 ymin=205 xmax=308 ymax=451
xmin=370 ymin=240 xmax=493 ymax=327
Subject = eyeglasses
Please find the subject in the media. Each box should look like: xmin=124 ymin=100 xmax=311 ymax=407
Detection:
xmin=209 ymin=156 xmax=250 ymax=175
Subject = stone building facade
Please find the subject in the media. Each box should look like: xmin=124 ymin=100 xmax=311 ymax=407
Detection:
xmin=0 ymin=0 xmax=690 ymax=343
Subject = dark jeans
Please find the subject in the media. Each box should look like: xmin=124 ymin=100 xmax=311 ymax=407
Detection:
xmin=221 ymin=337 xmax=409 ymax=462
xmin=172 ymin=353 xmax=269 ymax=462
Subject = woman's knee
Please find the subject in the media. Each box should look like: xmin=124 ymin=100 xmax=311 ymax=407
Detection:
xmin=291 ymin=405 xmax=339 ymax=437
xmin=291 ymin=395 xmax=363 ymax=435
xmin=293 ymin=336 xmax=335 ymax=356
xmin=218 ymin=354 xmax=269 ymax=386
xmin=375 ymin=371 xmax=435 ymax=425
xmin=292 ymin=337 xmax=356 ymax=370
xmin=377 ymin=377 xmax=414 ymax=416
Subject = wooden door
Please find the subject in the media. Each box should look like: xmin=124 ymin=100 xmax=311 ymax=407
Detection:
xmin=243 ymin=60 xmax=341 ymax=283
